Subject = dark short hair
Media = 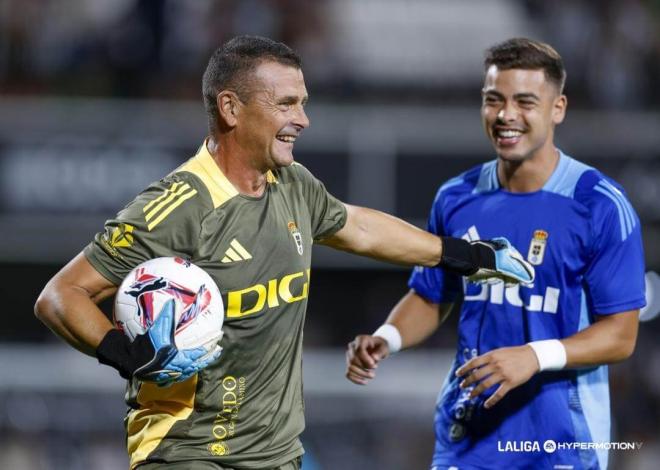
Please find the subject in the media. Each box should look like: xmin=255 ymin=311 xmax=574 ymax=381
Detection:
xmin=484 ymin=38 xmax=566 ymax=92
xmin=202 ymin=35 xmax=302 ymax=130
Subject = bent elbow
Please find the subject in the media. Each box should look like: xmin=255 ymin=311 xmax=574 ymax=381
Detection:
xmin=34 ymin=285 xmax=59 ymax=326
xmin=34 ymin=293 xmax=49 ymax=322
xmin=618 ymin=338 xmax=637 ymax=361
xmin=609 ymin=336 xmax=637 ymax=363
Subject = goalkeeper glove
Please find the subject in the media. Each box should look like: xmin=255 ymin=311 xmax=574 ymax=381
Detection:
xmin=439 ymin=236 xmax=534 ymax=285
xmin=96 ymin=299 xmax=222 ymax=384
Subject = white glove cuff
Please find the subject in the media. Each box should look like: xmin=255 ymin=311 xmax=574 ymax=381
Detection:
xmin=373 ymin=324 xmax=402 ymax=354
xmin=527 ymin=339 xmax=567 ymax=371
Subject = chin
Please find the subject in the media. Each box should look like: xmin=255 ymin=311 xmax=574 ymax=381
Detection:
xmin=273 ymin=153 xmax=295 ymax=168
xmin=495 ymin=146 xmax=531 ymax=162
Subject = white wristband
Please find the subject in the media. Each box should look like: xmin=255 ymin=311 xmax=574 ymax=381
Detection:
xmin=527 ymin=339 xmax=567 ymax=371
xmin=373 ymin=324 xmax=402 ymax=354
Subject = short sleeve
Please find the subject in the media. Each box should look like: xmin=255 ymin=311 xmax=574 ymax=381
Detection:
xmin=583 ymin=180 xmax=646 ymax=314
xmin=408 ymin=187 xmax=462 ymax=304
xmin=84 ymin=173 xmax=211 ymax=285
xmin=293 ymin=164 xmax=347 ymax=240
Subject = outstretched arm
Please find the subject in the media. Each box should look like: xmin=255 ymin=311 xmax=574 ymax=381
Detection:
xmin=321 ymin=204 xmax=442 ymax=267
xmin=457 ymin=310 xmax=639 ymax=408
xmin=321 ymin=204 xmax=534 ymax=284
xmin=346 ymin=290 xmax=453 ymax=385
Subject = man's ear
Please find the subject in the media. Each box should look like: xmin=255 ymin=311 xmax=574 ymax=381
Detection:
xmin=217 ymin=91 xmax=241 ymax=128
xmin=552 ymin=94 xmax=567 ymax=125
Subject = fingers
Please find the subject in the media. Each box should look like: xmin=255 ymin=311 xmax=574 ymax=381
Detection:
xmin=149 ymin=299 xmax=177 ymax=349
xmin=210 ymin=345 xmax=223 ymax=362
xmin=456 ymin=347 xmax=534 ymax=408
xmin=459 ymin=364 xmax=494 ymax=389
xmin=353 ymin=339 xmax=378 ymax=369
xmin=468 ymin=373 xmax=502 ymax=399
xmin=484 ymin=383 xmax=510 ymax=409
xmin=187 ymin=346 xmax=209 ymax=361
xmin=456 ymin=354 xmax=489 ymax=377
xmin=345 ymin=335 xmax=389 ymax=385
xmin=346 ymin=363 xmax=376 ymax=385
xmin=346 ymin=336 xmax=385 ymax=370
xmin=457 ymin=358 xmax=502 ymax=400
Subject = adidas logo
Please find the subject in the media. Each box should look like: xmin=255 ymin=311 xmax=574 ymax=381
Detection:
xmin=222 ymin=239 xmax=252 ymax=263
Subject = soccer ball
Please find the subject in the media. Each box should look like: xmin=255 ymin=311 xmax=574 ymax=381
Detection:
xmin=114 ymin=257 xmax=224 ymax=353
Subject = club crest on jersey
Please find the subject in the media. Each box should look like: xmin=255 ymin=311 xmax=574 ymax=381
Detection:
xmin=527 ymin=230 xmax=548 ymax=265
xmin=288 ymin=221 xmax=303 ymax=256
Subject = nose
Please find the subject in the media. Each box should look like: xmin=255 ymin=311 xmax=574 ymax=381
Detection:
xmin=294 ymin=105 xmax=310 ymax=129
xmin=497 ymin=101 xmax=518 ymax=122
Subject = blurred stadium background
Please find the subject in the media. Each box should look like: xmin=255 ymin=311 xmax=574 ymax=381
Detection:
xmin=1 ymin=0 xmax=659 ymax=469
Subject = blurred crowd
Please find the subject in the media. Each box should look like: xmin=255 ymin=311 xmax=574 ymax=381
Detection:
xmin=1 ymin=0 xmax=659 ymax=108
xmin=525 ymin=0 xmax=660 ymax=109
xmin=0 ymin=0 xmax=329 ymax=99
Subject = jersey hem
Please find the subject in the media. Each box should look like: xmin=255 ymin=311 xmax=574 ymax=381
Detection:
xmin=409 ymin=285 xmax=459 ymax=305
xmin=83 ymin=245 xmax=123 ymax=285
xmin=313 ymin=204 xmax=348 ymax=241
xmin=409 ymin=285 xmax=441 ymax=304
xmin=133 ymin=447 xmax=304 ymax=470
xmin=591 ymin=297 xmax=646 ymax=315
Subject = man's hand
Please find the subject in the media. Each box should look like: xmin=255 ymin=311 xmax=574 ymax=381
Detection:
xmin=455 ymin=345 xmax=539 ymax=409
xmin=97 ymin=299 xmax=222 ymax=385
xmin=133 ymin=299 xmax=222 ymax=384
xmin=468 ymin=237 xmax=535 ymax=285
xmin=345 ymin=335 xmax=390 ymax=385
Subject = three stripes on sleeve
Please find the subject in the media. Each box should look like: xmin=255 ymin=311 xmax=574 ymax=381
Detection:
xmin=143 ymin=182 xmax=198 ymax=231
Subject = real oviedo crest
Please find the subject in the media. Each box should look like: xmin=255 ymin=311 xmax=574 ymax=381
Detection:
xmin=527 ymin=230 xmax=548 ymax=266
xmin=288 ymin=221 xmax=304 ymax=256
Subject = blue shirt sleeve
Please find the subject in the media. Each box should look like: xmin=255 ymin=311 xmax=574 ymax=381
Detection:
xmin=408 ymin=188 xmax=462 ymax=303
xmin=584 ymin=179 xmax=646 ymax=315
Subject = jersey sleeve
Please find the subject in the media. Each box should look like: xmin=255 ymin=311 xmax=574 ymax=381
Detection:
xmin=583 ymin=178 xmax=646 ymax=315
xmin=408 ymin=187 xmax=462 ymax=304
xmin=293 ymin=163 xmax=348 ymax=240
xmin=84 ymin=172 xmax=211 ymax=285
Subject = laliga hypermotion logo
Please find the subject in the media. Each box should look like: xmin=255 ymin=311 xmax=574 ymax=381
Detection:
xmin=121 ymin=265 xmax=211 ymax=333
xmin=288 ymin=221 xmax=304 ymax=256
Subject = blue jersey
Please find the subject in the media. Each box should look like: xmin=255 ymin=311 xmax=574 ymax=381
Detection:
xmin=409 ymin=151 xmax=645 ymax=470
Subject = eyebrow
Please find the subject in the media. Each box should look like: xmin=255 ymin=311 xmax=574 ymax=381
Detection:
xmin=277 ymin=94 xmax=309 ymax=105
xmin=483 ymin=90 xmax=540 ymax=101
xmin=513 ymin=93 xmax=540 ymax=101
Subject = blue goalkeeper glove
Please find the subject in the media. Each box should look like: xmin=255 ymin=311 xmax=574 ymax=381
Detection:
xmin=467 ymin=237 xmax=534 ymax=285
xmin=97 ymin=299 xmax=222 ymax=385
xmin=439 ymin=236 xmax=534 ymax=285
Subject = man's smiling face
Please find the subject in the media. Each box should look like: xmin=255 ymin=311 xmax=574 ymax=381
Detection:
xmin=481 ymin=65 xmax=566 ymax=162
xmin=233 ymin=61 xmax=310 ymax=170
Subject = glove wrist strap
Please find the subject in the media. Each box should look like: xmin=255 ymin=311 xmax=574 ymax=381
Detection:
xmin=96 ymin=329 xmax=134 ymax=379
xmin=438 ymin=237 xmax=495 ymax=275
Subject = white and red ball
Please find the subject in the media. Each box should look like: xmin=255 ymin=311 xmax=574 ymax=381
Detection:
xmin=114 ymin=257 xmax=224 ymax=353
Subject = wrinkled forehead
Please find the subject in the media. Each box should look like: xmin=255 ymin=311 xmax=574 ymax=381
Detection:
xmin=483 ymin=65 xmax=555 ymax=96
xmin=251 ymin=61 xmax=308 ymax=98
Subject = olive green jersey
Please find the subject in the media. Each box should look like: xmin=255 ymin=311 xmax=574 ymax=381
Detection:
xmin=85 ymin=142 xmax=347 ymax=469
